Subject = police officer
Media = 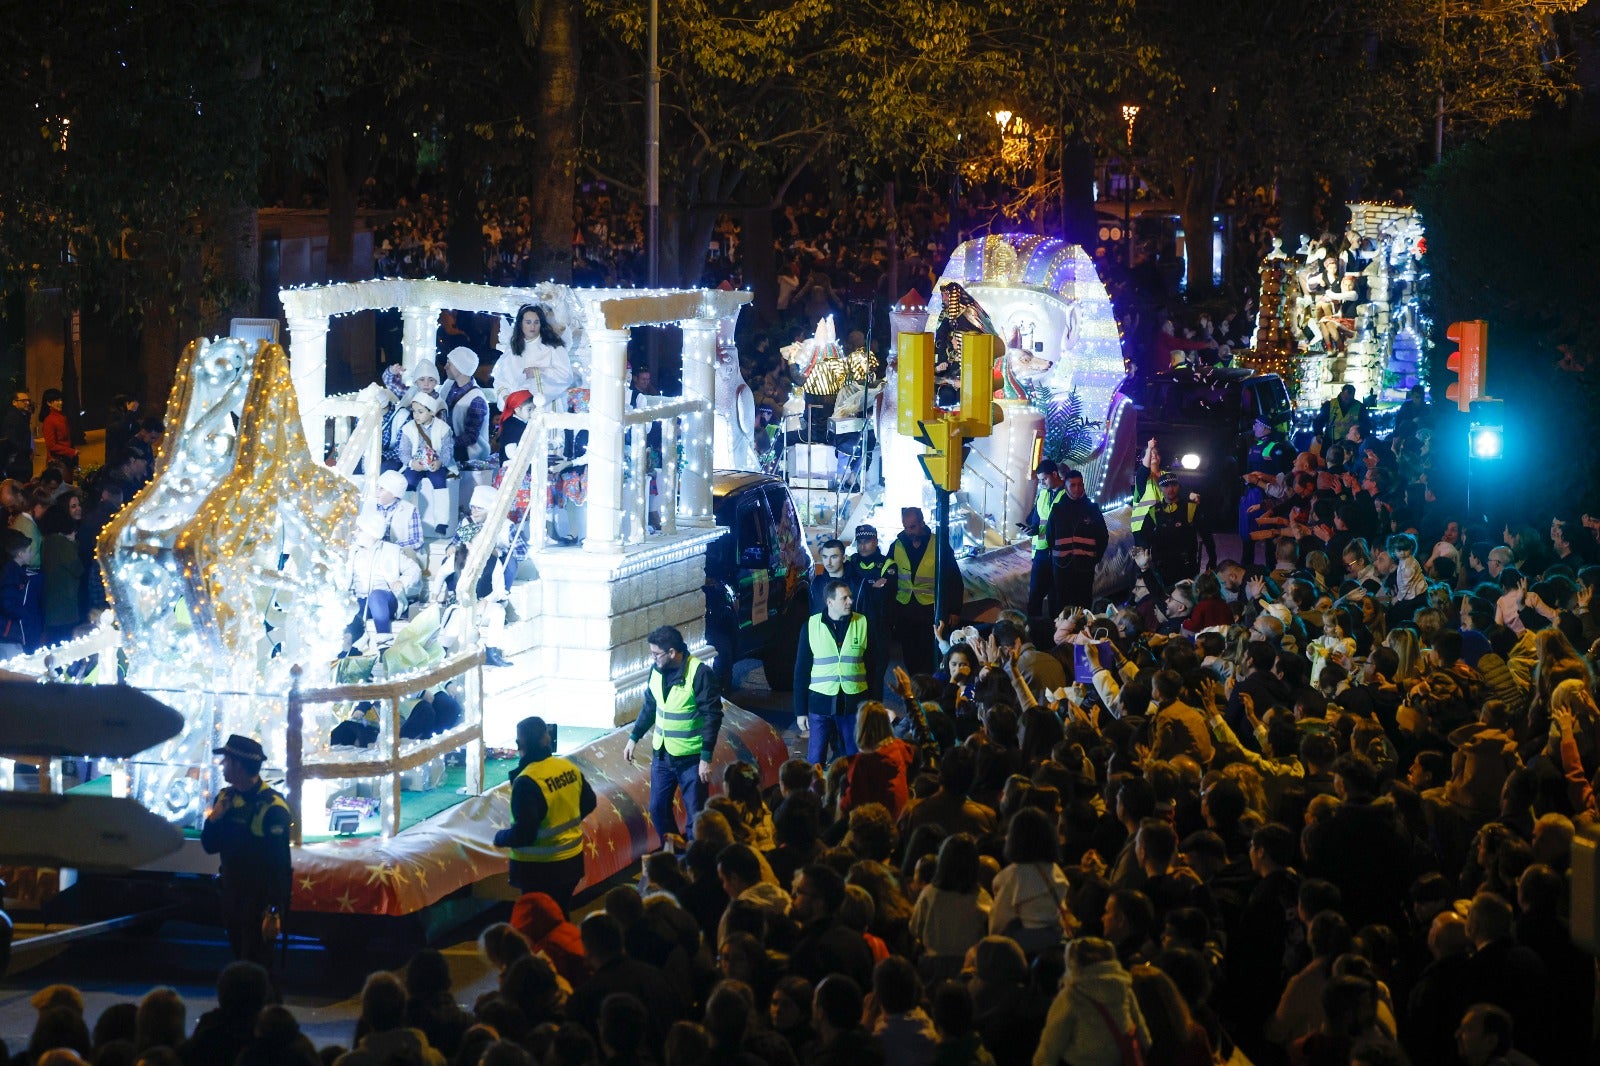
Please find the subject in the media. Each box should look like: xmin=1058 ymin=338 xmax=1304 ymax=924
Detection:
xmin=1022 ymin=460 xmax=1065 ymax=619
xmin=795 ymin=579 xmax=883 ymax=765
xmin=890 ymin=506 xmax=960 ymax=675
xmin=1047 ymin=468 xmax=1108 ymax=610
xmin=623 ymin=625 xmax=724 ymax=844
xmin=201 ymin=735 xmax=292 ymax=965
xmin=845 ymin=524 xmax=897 ymax=656
xmin=494 ymin=716 xmax=597 ymax=912
xmin=1138 ymin=471 xmax=1201 ymax=585
xmin=1130 ymin=438 xmax=1168 ymax=534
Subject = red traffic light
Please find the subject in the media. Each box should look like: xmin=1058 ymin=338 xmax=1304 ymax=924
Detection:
xmin=1444 ymin=320 xmax=1486 ymax=413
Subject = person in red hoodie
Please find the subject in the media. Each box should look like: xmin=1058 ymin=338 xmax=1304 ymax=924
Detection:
xmin=39 ymin=389 xmax=76 ymax=472
xmin=1183 ymin=570 xmax=1235 ymax=633
xmin=508 ymin=891 xmax=587 ymax=990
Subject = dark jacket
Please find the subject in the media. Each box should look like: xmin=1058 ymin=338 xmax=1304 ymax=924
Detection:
xmin=1046 ymin=494 xmax=1108 ymax=573
xmin=1302 ymin=798 xmax=1411 ymax=932
xmin=794 ymin=610 xmax=884 ymax=719
xmin=789 ymin=916 xmax=875 ymax=990
xmin=0 ymin=560 xmax=43 ymax=649
xmin=567 ymin=955 xmax=685 ymax=1047
xmin=629 ymin=656 xmax=724 ymax=758
xmin=199 ymin=778 xmax=293 ymax=915
xmin=493 ymin=753 xmax=598 ymax=888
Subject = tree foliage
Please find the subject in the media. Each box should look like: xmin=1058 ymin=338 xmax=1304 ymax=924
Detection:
xmin=0 ymin=0 xmax=369 ymax=315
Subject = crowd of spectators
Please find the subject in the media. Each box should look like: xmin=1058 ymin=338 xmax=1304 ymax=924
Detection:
xmin=11 ymin=391 xmax=1600 ymax=1066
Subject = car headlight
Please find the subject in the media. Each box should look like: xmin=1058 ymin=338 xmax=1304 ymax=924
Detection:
xmin=1179 ymin=452 xmax=1202 ymax=470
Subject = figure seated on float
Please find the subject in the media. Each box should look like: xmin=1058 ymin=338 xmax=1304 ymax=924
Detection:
xmin=932 ymin=282 xmax=998 ymax=407
xmin=330 ymin=605 xmax=464 ymax=759
xmin=493 ymin=302 xmax=572 ymax=411
xmin=429 ymin=486 xmax=528 ymax=667
xmin=345 ymin=511 xmax=423 ymax=650
xmin=492 ymin=439 xmax=586 ymax=546
xmin=361 ymin=470 xmax=424 ymax=554
xmin=399 ymin=392 xmax=456 ymax=537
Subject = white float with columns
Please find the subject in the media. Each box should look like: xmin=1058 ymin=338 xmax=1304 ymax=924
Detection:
xmin=279 ymin=279 xmax=749 ymax=740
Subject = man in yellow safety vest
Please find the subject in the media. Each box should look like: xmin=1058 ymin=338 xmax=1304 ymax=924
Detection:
xmin=495 ymin=716 xmax=597 ymax=912
xmin=1022 ymin=459 xmax=1065 ymax=619
xmin=890 ymin=506 xmax=961 ymax=676
xmin=794 ymin=579 xmax=884 ymax=765
xmin=624 ymin=624 xmax=725 ymax=843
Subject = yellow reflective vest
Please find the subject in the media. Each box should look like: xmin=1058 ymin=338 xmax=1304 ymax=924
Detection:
xmin=807 ymin=613 xmax=869 ymax=695
xmin=1032 ymin=486 xmax=1064 ymax=551
xmin=649 ymin=656 xmax=708 ymax=757
xmin=891 ymin=538 xmax=937 ymax=605
xmin=507 ymin=755 xmax=586 ymax=863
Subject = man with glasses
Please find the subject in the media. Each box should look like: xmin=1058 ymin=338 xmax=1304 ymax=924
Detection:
xmin=624 ymin=625 xmax=724 ymax=844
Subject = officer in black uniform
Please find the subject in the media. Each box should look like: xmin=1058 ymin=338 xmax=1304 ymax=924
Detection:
xmin=845 ymin=525 xmax=897 ymax=631
xmin=1046 ymin=468 xmax=1108 ymax=610
xmin=201 ymin=735 xmax=292 ymax=966
xmin=1138 ymin=471 xmax=1202 ymax=586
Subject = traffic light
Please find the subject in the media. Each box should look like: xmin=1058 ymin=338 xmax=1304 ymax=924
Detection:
xmin=1444 ymin=319 xmax=1486 ymax=413
xmin=897 ymin=332 xmax=936 ymax=436
xmin=915 ymin=418 xmax=964 ymax=492
xmin=958 ymin=333 xmax=998 ymax=436
xmin=1468 ymin=398 xmax=1504 ymax=461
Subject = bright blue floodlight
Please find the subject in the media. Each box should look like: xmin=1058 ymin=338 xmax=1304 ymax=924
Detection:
xmin=1469 ymin=423 xmax=1503 ymax=461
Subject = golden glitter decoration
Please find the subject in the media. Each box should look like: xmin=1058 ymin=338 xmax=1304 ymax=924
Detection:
xmin=177 ymin=340 xmax=360 ymax=675
xmin=100 ymin=336 xmax=261 ymax=672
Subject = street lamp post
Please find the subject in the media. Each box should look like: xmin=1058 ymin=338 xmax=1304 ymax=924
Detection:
xmin=1120 ymin=104 xmax=1140 ymax=268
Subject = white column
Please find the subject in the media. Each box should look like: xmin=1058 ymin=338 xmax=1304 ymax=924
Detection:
xmin=585 ymin=326 xmax=630 ymax=552
xmin=679 ymin=320 xmax=716 ymax=521
xmin=286 ymin=315 xmax=329 ymax=449
xmin=401 ymin=305 xmax=437 ymax=374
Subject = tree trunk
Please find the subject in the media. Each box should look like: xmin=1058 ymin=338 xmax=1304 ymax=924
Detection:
xmin=740 ymin=189 xmax=776 ymax=317
xmin=442 ymin=137 xmax=485 ymax=284
xmin=325 ymin=136 xmax=357 ymax=283
xmin=1060 ymin=136 xmax=1098 ymax=249
xmin=1181 ymin=160 xmax=1221 ymax=296
xmin=1277 ymin=168 xmax=1318 ymax=250
xmin=528 ymin=0 xmax=580 ymax=284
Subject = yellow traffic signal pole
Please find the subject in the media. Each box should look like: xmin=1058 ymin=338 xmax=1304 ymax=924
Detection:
xmin=897 ymin=331 xmax=1000 ymax=661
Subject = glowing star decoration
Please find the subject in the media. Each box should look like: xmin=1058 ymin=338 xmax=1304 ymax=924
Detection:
xmin=99 ymin=337 xmax=359 ymax=826
xmin=178 ymin=338 xmax=359 ymax=686
xmin=100 ymin=337 xmax=261 ymax=671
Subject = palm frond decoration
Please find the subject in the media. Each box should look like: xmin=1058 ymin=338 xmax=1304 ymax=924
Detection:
xmin=1021 ymin=378 xmax=1101 ymax=467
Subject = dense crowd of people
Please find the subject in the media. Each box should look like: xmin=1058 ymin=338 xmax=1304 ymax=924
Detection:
xmin=11 ymin=385 xmax=1600 ymax=1065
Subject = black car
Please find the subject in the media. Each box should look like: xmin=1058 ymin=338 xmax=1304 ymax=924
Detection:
xmin=1121 ymin=367 xmax=1294 ymax=512
xmin=705 ymin=472 xmax=813 ymax=690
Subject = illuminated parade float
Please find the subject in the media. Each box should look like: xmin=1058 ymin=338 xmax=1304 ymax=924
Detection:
xmin=0 ymin=232 xmax=1143 ymax=920
xmin=0 ymin=281 xmax=787 ymax=918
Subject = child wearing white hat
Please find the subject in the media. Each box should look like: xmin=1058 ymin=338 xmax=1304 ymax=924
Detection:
xmin=359 ymin=468 xmax=423 ymax=551
xmin=441 ymin=346 xmax=492 ymax=465
xmin=346 ymin=509 xmax=422 ymax=641
xmin=399 ymin=391 xmax=456 ymax=535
